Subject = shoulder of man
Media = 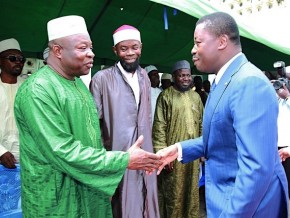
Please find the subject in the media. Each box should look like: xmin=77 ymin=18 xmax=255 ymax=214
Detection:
xmin=158 ymin=86 xmax=173 ymax=100
xmin=139 ymin=66 xmax=148 ymax=75
xmin=92 ymin=65 xmax=118 ymax=80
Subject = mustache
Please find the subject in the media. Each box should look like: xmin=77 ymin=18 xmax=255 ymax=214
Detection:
xmin=175 ymin=84 xmax=191 ymax=92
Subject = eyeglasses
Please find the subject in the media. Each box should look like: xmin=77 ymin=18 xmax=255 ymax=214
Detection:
xmin=0 ymin=55 xmax=26 ymax=63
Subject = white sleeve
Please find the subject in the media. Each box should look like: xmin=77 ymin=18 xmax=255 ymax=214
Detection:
xmin=176 ymin=143 xmax=183 ymax=161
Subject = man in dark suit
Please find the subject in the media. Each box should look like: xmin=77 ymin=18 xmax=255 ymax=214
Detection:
xmin=156 ymin=12 xmax=288 ymax=217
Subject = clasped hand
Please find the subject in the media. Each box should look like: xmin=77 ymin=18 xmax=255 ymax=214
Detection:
xmin=155 ymin=144 xmax=179 ymax=175
xmin=127 ymin=135 xmax=162 ymax=173
xmin=127 ymin=136 xmax=179 ymax=175
xmin=142 ymin=143 xmax=179 ymax=175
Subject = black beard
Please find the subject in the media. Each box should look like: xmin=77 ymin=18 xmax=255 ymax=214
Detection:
xmin=120 ymin=58 xmax=140 ymax=72
xmin=12 ymin=68 xmax=22 ymax=77
xmin=175 ymin=84 xmax=191 ymax=92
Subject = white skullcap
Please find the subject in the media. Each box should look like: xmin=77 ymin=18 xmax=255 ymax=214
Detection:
xmin=145 ymin=65 xmax=158 ymax=74
xmin=47 ymin=15 xmax=89 ymax=41
xmin=43 ymin=47 xmax=49 ymax=61
xmin=161 ymin=73 xmax=172 ymax=80
xmin=0 ymin=38 xmax=21 ymax=54
xmin=113 ymin=25 xmax=141 ymax=46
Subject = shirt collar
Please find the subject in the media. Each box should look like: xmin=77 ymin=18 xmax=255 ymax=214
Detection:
xmin=215 ymin=52 xmax=242 ymax=84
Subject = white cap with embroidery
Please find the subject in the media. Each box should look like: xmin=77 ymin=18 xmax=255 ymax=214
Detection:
xmin=47 ymin=15 xmax=89 ymax=41
xmin=113 ymin=25 xmax=141 ymax=46
xmin=0 ymin=38 xmax=21 ymax=54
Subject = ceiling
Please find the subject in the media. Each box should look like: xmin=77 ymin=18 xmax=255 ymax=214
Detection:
xmin=1 ymin=0 xmax=289 ymax=74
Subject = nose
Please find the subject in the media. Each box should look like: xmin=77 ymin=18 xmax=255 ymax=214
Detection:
xmin=191 ymin=44 xmax=197 ymax=55
xmin=87 ymin=49 xmax=95 ymax=58
xmin=184 ymin=76 xmax=190 ymax=81
xmin=127 ymin=48 xmax=134 ymax=55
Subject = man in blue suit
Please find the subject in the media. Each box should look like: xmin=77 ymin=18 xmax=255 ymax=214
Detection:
xmin=156 ymin=12 xmax=288 ymax=217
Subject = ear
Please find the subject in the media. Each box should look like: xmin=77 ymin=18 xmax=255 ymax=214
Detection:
xmin=140 ymin=43 xmax=143 ymax=50
xmin=172 ymin=72 xmax=176 ymax=82
xmin=52 ymin=44 xmax=63 ymax=59
xmin=218 ymin=34 xmax=228 ymax=50
xmin=112 ymin=46 xmax=117 ymax=56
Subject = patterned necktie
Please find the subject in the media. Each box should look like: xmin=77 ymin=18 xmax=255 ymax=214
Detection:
xmin=210 ymin=79 xmax=216 ymax=92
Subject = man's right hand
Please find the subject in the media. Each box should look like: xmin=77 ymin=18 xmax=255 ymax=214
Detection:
xmin=0 ymin=151 xmax=17 ymax=169
xmin=127 ymin=135 xmax=162 ymax=173
xmin=156 ymin=144 xmax=178 ymax=175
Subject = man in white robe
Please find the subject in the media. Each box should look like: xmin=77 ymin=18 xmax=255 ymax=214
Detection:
xmin=0 ymin=38 xmax=25 ymax=168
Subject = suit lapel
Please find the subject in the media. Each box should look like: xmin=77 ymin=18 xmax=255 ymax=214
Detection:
xmin=203 ymin=54 xmax=248 ymax=158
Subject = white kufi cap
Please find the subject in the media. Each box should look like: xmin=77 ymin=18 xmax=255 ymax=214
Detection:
xmin=47 ymin=15 xmax=89 ymax=41
xmin=0 ymin=38 xmax=21 ymax=54
xmin=145 ymin=65 xmax=158 ymax=74
xmin=161 ymin=73 xmax=172 ymax=80
xmin=113 ymin=25 xmax=141 ymax=46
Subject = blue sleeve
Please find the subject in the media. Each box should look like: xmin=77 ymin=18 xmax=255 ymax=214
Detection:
xmin=180 ymin=136 xmax=204 ymax=163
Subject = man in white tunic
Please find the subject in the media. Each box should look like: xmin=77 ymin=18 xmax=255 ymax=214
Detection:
xmin=0 ymin=38 xmax=25 ymax=168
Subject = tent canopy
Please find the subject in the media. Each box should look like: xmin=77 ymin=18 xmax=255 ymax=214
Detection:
xmin=1 ymin=0 xmax=289 ymax=74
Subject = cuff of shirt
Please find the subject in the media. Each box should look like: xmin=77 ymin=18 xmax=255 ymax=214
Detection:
xmin=176 ymin=143 xmax=183 ymax=161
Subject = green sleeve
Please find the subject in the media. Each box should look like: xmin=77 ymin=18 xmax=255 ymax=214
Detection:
xmin=15 ymin=81 xmax=129 ymax=195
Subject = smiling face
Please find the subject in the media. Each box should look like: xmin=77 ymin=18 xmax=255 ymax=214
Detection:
xmin=53 ymin=33 xmax=94 ymax=79
xmin=191 ymin=23 xmax=221 ymax=74
xmin=191 ymin=13 xmax=242 ymax=75
xmin=173 ymin=68 xmax=192 ymax=92
xmin=113 ymin=40 xmax=142 ymax=73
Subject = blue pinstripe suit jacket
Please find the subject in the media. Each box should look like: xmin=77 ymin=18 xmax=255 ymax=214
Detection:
xmin=181 ymin=54 xmax=288 ymax=217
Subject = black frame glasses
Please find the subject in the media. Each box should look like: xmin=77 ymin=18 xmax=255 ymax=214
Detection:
xmin=0 ymin=55 xmax=26 ymax=63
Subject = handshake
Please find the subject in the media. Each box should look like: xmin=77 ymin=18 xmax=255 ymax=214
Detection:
xmin=127 ymin=135 xmax=179 ymax=175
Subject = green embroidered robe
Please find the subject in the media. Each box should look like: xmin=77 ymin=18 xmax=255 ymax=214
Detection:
xmin=14 ymin=66 xmax=128 ymax=218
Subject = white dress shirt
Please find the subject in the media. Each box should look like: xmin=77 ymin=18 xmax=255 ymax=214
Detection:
xmin=117 ymin=62 xmax=140 ymax=108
